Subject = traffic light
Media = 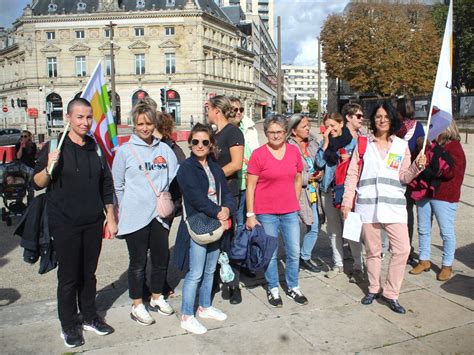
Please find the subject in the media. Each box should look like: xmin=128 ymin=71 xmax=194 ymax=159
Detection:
xmin=160 ymin=88 xmax=167 ymax=112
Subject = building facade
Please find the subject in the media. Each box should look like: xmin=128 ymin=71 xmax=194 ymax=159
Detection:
xmin=221 ymin=6 xmax=276 ymax=119
xmin=220 ymin=0 xmax=274 ymax=39
xmin=0 ymin=0 xmax=255 ymax=134
xmin=283 ymin=64 xmax=328 ymax=113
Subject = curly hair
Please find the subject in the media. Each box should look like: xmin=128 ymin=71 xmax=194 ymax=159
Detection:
xmin=156 ymin=111 xmax=175 ymax=141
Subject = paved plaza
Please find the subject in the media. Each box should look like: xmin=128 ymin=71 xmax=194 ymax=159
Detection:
xmin=0 ymin=124 xmax=472 ymax=354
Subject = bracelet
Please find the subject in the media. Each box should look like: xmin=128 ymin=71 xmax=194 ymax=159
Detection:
xmin=246 ymin=212 xmax=255 ymax=218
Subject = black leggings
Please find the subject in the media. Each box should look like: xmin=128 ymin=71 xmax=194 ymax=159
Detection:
xmin=124 ymin=219 xmax=170 ymax=299
xmin=51 ymin=219 xmax=103 ymax=329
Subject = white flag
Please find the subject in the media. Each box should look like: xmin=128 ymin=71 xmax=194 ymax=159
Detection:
xmin=428 ymin=1 xmax=453 ymax=141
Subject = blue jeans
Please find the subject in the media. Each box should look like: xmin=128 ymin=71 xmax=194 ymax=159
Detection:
xmin=300 ymin=203 xmax=319 ymax=260
xmin=257 ymin=212 xmax=300 ymax=290
xmin=416 ymin=199 xmax=458 ymax=266
xmin=181 ymin=239 xmax=220 ymax=316
xmin=235 ymin=190 xmax=246 ymax=238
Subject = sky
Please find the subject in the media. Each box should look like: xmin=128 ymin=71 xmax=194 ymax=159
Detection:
xmin=0 ymin=0 xmax=350 ymax=66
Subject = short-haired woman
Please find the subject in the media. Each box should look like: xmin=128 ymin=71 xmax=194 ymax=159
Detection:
xmin=173 ymin=123 xmax=234 ymax=334
xmin=246 ymin=115 xmax=308 ymax=307
xmin=342 ymin=102 xmax=426 ymax=314
xmin=112 ymin=102 xmax=179 ymax=325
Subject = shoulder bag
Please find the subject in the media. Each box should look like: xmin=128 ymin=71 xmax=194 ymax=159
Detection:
xmin=182 ymin=185 xmax=224 ymax=245
xmin=129 ymin=145 xmax=174 ymax=219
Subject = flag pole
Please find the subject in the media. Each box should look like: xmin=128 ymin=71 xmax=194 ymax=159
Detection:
xmin=421 ymin=101 xmax=435 ymax=152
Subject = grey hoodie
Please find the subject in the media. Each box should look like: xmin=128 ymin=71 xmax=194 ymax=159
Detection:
xmin=112 ymin=134 xmax=179 ymax=235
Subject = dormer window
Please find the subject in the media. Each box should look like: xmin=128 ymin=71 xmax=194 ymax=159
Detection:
xmin=136 ymin=0 xmax=145 ymax=10
xmin=48 ymin=1 xmax=58 ymax=13
xmin=166 ymin=0 xmax=175 ymax=7
xmin=77 ymin=0 xmax=87 ymax=12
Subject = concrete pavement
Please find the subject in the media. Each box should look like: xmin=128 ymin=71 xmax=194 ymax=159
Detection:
xmin=0 ymin=122 xmax=472 ymax=354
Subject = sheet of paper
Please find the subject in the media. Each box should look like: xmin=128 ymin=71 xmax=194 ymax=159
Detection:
xmin=342 ymin=212 xmax=363 ymax=242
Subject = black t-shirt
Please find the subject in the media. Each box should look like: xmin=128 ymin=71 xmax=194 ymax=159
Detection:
xmin=15 ymin=142 xmax=37 ymax=168
xmin=214 ymin=123 xmax=245 ymax=196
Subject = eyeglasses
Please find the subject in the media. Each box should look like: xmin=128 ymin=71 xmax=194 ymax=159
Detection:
xmin=191 ymin=139 xmax=210 ymax=146
xmin=233 ymin=107 xmax=244 ymax=113
xmin=354 ymin=113 xmax=364 ymax=120
xmin=267 ymin=130 xmax=286 ymax=136
xmin=375 ymin=115 xmax=390 ymax=122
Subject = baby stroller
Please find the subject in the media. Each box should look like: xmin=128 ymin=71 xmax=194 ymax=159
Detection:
xmin=0 ymin=160 xmax=30 ymax=226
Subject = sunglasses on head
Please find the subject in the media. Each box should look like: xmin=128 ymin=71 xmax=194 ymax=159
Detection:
xmin=233 ymin=107 xmax=244 ymax=113
xmin=354 ymin=113 xmax=364 ymax=119
xmin=191 ymin=139 xmax=210 ymax=146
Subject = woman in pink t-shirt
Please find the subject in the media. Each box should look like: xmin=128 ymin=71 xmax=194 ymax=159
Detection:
xmin=245 ymin=115 xmax=308 ymax=308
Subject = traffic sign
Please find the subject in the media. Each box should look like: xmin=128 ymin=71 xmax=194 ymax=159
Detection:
xmin=2 ymin=107 xmax=8 ymax=113
xmin=28 ymin=108 xmax=39 ymax=118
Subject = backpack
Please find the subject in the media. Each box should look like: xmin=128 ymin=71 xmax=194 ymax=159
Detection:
xmin=332 ymin=136 xmax=368 ymax=208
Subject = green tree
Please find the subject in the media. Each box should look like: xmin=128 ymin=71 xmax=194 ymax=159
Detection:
xmin=431 ymin=1 xmax=474 ymax=91
xmin=307 ymin=98 xmax=319 ymax=114
xmin=294 ymin=100 xmax=302 ymax=113
xmin=320 ymin=3 xmax=440 ymax=96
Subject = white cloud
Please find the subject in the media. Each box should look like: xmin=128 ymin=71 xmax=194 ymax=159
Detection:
xmin=275 ymin=0 xmax=350 ymax=65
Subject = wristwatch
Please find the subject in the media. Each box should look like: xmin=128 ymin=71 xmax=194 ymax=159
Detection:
xmin=246 ymin=212 xmax=255 ymax=218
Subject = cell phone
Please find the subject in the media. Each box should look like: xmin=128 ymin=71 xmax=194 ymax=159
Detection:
xmin=320 ymin=125 xmax=327 ymax=134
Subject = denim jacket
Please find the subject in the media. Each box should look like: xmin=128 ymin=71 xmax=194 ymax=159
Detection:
xmin=315 ymin=137 xmax=357 ymax=193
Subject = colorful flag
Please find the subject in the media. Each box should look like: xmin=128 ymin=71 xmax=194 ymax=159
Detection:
xmin=80 ymin=61 xmax=118 ymax=167
xmin=427 ymin=0 xmax=453 ymax=141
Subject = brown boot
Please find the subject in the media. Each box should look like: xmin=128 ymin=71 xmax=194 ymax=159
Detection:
xmin=409 ymin=260 xmax=431 ymax=274
xmin=437 ymin=266 xmax=453 ymax=281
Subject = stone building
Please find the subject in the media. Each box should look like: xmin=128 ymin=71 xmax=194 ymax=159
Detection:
xmin=0 ymin=0 xmax=255 ymax=134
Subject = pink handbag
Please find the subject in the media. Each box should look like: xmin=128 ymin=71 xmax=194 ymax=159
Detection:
xmin=129 ymin=145 xmax=174 ymax=219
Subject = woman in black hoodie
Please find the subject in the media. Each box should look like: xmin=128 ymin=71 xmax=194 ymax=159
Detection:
xmin=33 ymin=98 xmax=116 ymax=349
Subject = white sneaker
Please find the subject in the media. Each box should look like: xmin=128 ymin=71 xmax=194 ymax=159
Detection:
xmin=130 ymin=304 xmax=155 ymax=326
xmin=197 ymin=306 xmax=227 ymax=321
xmin=181 ymin=316 xmax=207 ymax=335
xmin=150 ymin=295 xmax=175 ymax=316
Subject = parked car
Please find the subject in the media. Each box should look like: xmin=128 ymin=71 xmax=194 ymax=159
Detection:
xmin=0 ymin=129 xmax=21 ymax=146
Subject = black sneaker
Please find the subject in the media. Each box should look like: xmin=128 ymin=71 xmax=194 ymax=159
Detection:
xmin=266 ymin=287 xmax=283 ymax=308
xmin=60 ymin=325 xmax=85 ymax=348
xmin=83 ymin=317 xmax=115 ymax=336
xmin=286 ymin=287 xmax=308 ymax=305
xmin=299 ymin=258 xmax=321 ymax=273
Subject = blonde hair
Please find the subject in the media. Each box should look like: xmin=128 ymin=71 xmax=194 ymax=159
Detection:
xmin=437 ymin=120 xmax=461 ymax=145
xmin=209 ymin=95 xmax=236 ymax=121
xmin=324 ymin=112 xmax=344 ymax=124
xmin=131 ymin=102 xmax=157 ymax=126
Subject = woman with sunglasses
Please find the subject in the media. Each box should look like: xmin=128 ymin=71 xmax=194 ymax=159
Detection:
xmin=228 ymin=97 xmax=260 ymax=238
xmin=173 ymin=123 xmax=235 ymax=334
xmin=341 ymin=102 xmax=426 ymax=314
xmin=207 ymin=95 xmax=244 ymax=304
xmin=246 ymin=115 xmax=308 ymax=307
xmin=315 ymin=113 xmax=364 ymax=282
xmin=342 ymin=103 xmax=366 ymax=139
xmin=112 ymin=102 xmax=179 ymax=326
